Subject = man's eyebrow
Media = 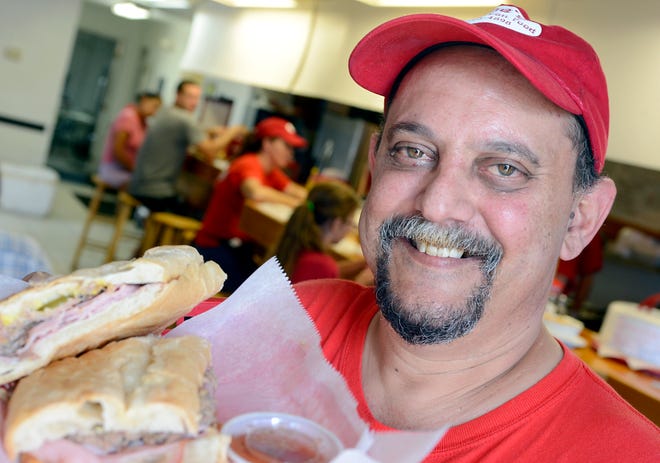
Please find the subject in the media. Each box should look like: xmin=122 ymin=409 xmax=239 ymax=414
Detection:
xmin=385 ymin=121 xmax=435 ymax=140
xmin=484 ymin=141 xmax=540 ymax=166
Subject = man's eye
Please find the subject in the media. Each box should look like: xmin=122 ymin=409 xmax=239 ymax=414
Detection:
xmin=497 ymin=164 xmax=517 ymax=176
xmin=390 ymin=145 xmax=428 ymax=159
xmin=405 ymin=146 xmax=424 ymax=159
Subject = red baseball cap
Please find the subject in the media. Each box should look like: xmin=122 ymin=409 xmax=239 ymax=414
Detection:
xmin=349 ymin=4 xmax=608 ymax=173
xmin=255 ymin=117 xmax=308 ymax=148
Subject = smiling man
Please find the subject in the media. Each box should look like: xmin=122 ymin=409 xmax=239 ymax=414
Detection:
xmin=294 ymin=5 xmax=659 ymax=462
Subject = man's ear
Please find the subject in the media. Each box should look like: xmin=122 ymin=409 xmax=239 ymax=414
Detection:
xmin=560 ymin=177 xmax=616 ymax=260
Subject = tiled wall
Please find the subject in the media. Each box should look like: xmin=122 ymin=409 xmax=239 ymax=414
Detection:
xmin=602 ymin=160 xmax=660 ymax=239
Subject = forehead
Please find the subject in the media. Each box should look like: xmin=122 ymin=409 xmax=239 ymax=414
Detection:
xmin=390 ymin=45 xmax=566 ymax=119
xmin=180 ymin=84 xmax=201 ymax=96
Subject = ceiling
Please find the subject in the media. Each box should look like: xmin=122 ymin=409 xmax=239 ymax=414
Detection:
xmin=89 ymin=0 xmax=556 ymax=22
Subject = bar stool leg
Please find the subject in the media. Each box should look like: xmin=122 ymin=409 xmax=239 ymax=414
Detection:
xmin=139 ymin=216 xmax=161 ymax=256
xmin=71 ymin=178 xmax=106 ymax=270
xmin=105 ymin=192 xmax=141 ymax=263
xmin=105 ymin=203 xmax=129 ymax=263
xmin=160 ymin=226 xmax=176 ymax=246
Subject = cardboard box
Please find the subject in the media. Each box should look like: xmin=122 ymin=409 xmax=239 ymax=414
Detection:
xmin=0 ymin=162 xmax=59 ymax=217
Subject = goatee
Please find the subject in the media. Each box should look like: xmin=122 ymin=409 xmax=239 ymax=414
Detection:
xmin=374 ymin=215 xmax=503 ymax=345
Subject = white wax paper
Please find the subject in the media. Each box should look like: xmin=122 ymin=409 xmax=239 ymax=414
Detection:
xmin=168 ymin=258 xmax=446 ymax=462
xmin=0 ymin=258 xmax=446 ymax=462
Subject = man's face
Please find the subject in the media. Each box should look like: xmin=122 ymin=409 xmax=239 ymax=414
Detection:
xmin=264 ymin=137 xmax=295 ymax=168
xmin=359 ymin=46 xmax=579 ymax=344
xmin=138 ymin=97 xmax=161 ymax=118
xmin=176 ymin=83 xmax=201 ymax=112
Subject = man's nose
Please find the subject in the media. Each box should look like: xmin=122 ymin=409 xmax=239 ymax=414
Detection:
xmin=415 ymin=164 xmax=477 ymax=225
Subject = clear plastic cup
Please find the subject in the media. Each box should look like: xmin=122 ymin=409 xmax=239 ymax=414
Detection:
xmin=221 ymin=412 xmax=343 ymax=463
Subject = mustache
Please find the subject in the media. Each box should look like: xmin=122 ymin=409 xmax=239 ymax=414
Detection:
xmin=378 ymin=215 xmax=504 ymax=274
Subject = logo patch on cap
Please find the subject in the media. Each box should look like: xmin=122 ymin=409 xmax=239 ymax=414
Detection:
xmin=468 ymin=6 xmax=541 ymax=37
xmin=284 ymin=122 xmax=296 ymax=134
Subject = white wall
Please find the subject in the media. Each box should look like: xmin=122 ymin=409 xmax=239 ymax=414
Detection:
xmin=200 ymin=77 xmax=256 ymax=128
xmin=0 ymin=0 xmax=81 ymax=166
xmin=137 ymin=17 xmax=195 ymax=106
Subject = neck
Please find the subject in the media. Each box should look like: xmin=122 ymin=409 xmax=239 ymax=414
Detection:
xmin=362 ymin=311 xmax=561 ymax=430
xmin=257 ymin=151 xmax=274 ymax=173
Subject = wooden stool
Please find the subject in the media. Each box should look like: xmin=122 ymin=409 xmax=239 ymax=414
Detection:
xmin=104 ymin=191 xmax=143 ymax=263
xmin=71 ymin=176 xmax=143 ymax=270
xmin=71 ymin=175 xmax=118 ymax=270
xmin=138 ymin=212 xmax=202 ymax=256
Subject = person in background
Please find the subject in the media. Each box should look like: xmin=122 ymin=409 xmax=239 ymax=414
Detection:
xmin=194 ymin=116 xmax=308 ymax=293
xmin=97 ymin=91 xmax=161 ymax=189
xmin=129 ymin=80 xmax=246 ymax=214
xmin=290 ymin=5 xmax=658 ymax=461
xmin=275 ymin=180 xmax=371 ymax=284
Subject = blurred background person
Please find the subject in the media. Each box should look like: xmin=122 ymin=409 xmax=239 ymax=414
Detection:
xmin=97 ymin=91 xmax=161 ymax=189
xmin=275 ymin=180 xmax=372 ymax=284
xmin=194 ymin=116 xmax=308 ymax=292
xmin=129 ymin=80 xmax=245 ymax=214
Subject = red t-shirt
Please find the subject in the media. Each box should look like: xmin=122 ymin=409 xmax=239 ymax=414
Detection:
xmin=290 ymin=250 xmax=339 ymax=284
xmin=294 ymin=279 xmax=660 ymax=462
xmin=195 ymin=154 xmax=291 ymax=246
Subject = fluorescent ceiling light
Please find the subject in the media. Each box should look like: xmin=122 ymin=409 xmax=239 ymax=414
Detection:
xmin=111 ymin=2 xmax=151 ymax=19
xmin=135 ymin=0 xmax=191 ymax=8
xmin=355 ymin=0 xmax=500 ymax=6
xmin=211 ymin=0 xmax=298 ymax=7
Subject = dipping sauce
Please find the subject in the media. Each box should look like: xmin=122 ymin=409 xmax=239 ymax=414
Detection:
xmin=230 ymin=428 xmax=325 ymax=463
xmin=222 ymin=412 xmax=343 ymax=463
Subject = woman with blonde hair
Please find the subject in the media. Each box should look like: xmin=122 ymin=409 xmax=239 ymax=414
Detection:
xmin=275 ymin=181 xmax=371 ymax=284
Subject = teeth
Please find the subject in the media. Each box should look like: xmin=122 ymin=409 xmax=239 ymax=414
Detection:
xmin=414 ymin=240 xmax=464 ymax=258
xmin=449 ymin=249 xmax=464 ymax=258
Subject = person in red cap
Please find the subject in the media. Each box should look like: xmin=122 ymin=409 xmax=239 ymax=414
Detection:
xmin=194 ymin=116 xmax=308 ymax=292
xmin=290 ymin=5 xmax=659 ymax=462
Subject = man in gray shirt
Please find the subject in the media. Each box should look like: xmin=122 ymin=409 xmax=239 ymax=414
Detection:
xmin=129 ymin=80 xmax=242 ymax=214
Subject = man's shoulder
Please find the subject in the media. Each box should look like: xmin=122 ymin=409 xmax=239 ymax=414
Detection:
xmin=231 ymin=154 xmax=260 ymax=168
xmin=155 ymin=105 xmax=195 ymax=126
xmin=117 ymin=104 xmax=137 ymax=119
xmin=228 ymin=154 xmax=264 ymax=180
xmin=542 ymin=350 xmax=660 ymax=455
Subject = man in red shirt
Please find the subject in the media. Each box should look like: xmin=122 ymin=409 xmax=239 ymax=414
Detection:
xmin=194 ymin=116 xmax=308 ymax=292
xmin=292 ymin=5 xmax=658 ymax=462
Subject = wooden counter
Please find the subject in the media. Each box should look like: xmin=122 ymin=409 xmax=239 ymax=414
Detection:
xmin=239 ymin=200 xmax=362 ymax=261
xmin=573 ymin=330 xmax=660 ymax=425
xmin=177 ymin=154 xmax=226 ymax=215
xmin=238 ymin=200 xmax=292 ymax=255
